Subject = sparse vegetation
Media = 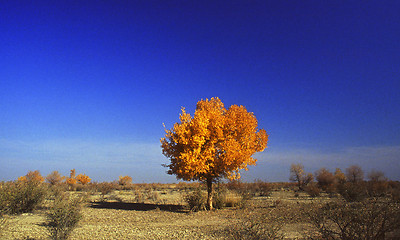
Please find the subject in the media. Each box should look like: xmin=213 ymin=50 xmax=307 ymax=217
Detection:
xmin=308 ymin=199 xmax=400 ymax=240
xmin=46 ymin=193 xmax=83 ymax=240
xmin=0 ymin=180 xmax=47 ymax=214
xmin=1 ymin=168 xmax=399 ymax=239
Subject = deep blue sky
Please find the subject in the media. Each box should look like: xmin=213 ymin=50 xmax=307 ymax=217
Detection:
xmin=1 ymin=1 xmax=399 ymax=182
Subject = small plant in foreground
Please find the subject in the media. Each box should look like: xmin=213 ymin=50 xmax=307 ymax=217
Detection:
xmin=46 ymin=193 xmax=83 ymax=240
xmin=1 ymin=181 xmax=47 ymax=214
xmin=308 ymin=199 xmax=400 ymax=240
xmin=223 ymin=212 xmax=285 ymax=240
xmin=184 ymin=187 xmax=206 ymax=211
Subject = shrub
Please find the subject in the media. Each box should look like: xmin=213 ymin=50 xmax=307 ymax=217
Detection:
xmin=251 ymin=179 xmax=273 ymax=197
xmin=213 ymin=187 xmax=242 ymax=209
xmin=25 ymin=170 xmax=45 ymax=183
xmin=337 ymin=182 xmax=367 ymax=202
xmin=223 ymin=211 xmax=285 ymax=240
xmin=46 ymin=193 xmax=82 ymax=240
xmin=97 ymin=182 xmax=115 ymax=202
xmin=76 ymin=174 xmax=91 ymax=185
xmin=66 ymin=169 xmax=77 ymax=190
xmin=345 ymin=165 xmax=364 ymax=183
xmin=308 ymin=199 xmax=400 ymax=240
xmin=334 ymin=168 xmax=347 ymax=185
xmin=118 ymin=176 xmax=132 ymax=187
xmin=1 ymin=181 xmax=47 ymax=214
xmin=46 ymin=171 xmax=65 ymax=186
xmin=315 ymin=168 xmax=335 ymax=191
xmin=184 ymin=187 xmax=206 ymax=211
xmin=289 ymin=163 xmax=314 ymax=190
xmin=304 ymin=182 xmax=321 ymax=198
xmin=366 ymin=180 xmax=389 ymax=197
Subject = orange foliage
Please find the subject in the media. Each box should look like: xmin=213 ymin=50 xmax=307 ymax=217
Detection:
xmin=66 ymin=169 xmax=77 ymax=186
xmin=66 ymin=177 xmax=77 ymax=185
xmin=118 ymin=175 xmax=133 ymax=186
xmin=161 ymin=97 xmax=268 ymax=209
xmin=76 ymin=174 xmax=91 ymax=185
xmin=19 ymin=170 xmax=44 ymax=183
xmin=17 ymin=176 xmax=27 ymax=182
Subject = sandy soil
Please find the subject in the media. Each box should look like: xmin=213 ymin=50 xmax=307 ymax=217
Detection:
xmin=0 ymin=190 xmax=341 ymax=240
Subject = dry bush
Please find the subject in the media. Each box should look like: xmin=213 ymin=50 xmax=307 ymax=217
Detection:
xmin=94 ymin=182 xmax=116 ymax=202
xmin=334 ymin=168 xmax=346 ymax=184
xmin=213 ymin=186 xmax=242 ymax=209
xmin=0 ymin=181 xmax=47 ymax=214
xmin=289 ymin=163 xmax=314 ymax=190
xmin=118 ymin=176 xmax=133 ymax=189
xmin=25 ymin=170 xmax=45 ymax=183
xmin=46 ymin=171 xmax=65 ymax=186
xmin=305 ymin=182 xmax=321 ymax=198
xmin=184 ymin=187 xmax=207 ymax=211
xmin=337 ymin=182 xmax=367 ymax=202
xmin=389 ymin=181 xmax=400 ymax=203
xmin=0 ymin=184 xmax=8 ymax=236
xmin=46 ymin=193 xmax=83 ymax=240
xmin=366 ymin=180 xmax=389 ymax=197
xmin=315 ymin=168 xmax=335 ymax=192
xmin=345 ymin=165 xmax=364 ymax=183
xmin=222 ymin=211 xmax=285 ymax=240
xmin=308 ymin=199 xmax=400 ymax=240
xmin=245 ymin=180 xmax=273 ymax=197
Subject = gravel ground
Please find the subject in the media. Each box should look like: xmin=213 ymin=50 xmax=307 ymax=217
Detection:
xmin=0 ymin=190 xmax=322 ymax=240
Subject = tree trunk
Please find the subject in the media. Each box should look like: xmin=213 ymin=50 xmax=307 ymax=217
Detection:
xmin=206 ymin=177 xmax=213 ymax=210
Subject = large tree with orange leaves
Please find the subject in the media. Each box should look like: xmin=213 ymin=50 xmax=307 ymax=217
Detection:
xmin=161 ymin=97 xmax=268 ymax=209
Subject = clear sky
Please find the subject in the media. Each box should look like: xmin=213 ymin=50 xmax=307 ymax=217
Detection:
xmin=1 ymin=1 xmax=399 ymax=182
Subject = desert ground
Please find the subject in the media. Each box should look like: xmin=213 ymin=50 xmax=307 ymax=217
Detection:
xmin=1 ymin=183 xmax=400 ymax=240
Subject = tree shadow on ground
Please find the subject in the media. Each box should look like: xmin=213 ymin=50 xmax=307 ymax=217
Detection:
xmin=89 ymin=201 xmax=185 ymax=213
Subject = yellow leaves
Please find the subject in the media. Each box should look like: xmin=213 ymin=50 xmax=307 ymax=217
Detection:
xmin=76 ymin=174 xmax=91 ymax=185
xmin=118 ymin=175 xmax=133 ymax=186
xmin=66 ymin=169 xmax=90 ymax=185
xmin=17 ymin=176 xmax=27 ymax=182
xmin=161 ymin=97 xmax=269 ymax=182
xmin=18 ymin=170 xmax=44 ymax=183
xmin=66 ymin=177 xmax=77 ymax=185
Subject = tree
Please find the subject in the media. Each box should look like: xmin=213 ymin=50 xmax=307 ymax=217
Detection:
xmin=46 ymin=171 xmax=65 ymax=185
xmin=367 ymin=170 xmax=386 ymax=182
xmin=289 ymin=163 xmax=313 ymax=190
xmin=161 ymin=97 xmax=268 ymax=210
xmin=18 ymin=170 xmax=44 ymax=184
xmin=76 ymin=174 xmax=91 ymax=185
xmin=118 ymin=176 xmax=133 ymax=186
xmin=66 ymin=169 xmax=77 ymax=188
xmin=334 ymin=168 xmax=346 ymax=185
xmin=346 ymin=165 xmax=364 ymax=183
xmin=315 ymin=168 xmax=335 ymax=191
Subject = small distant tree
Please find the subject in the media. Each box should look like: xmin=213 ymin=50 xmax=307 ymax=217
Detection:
xmin=118 ymin=176 xmax=132 ymax=186
xmin=315 ymin=168 xmax=335 ymax=191
xmin=334 ymin=168 xmax=346 ymax=185
xmin=367 ymin=170 xmax=386 ymax=182
xmin=18 ymin=170 xmax=44 ymax=184
xmin=161 ymin=97 xmax=269 ymax=210
xmin=66 ymin=169 xmax=77 ymax=189
xmin=76 ymin=174 xmax=91 ymax=185
xmin=289 ymin=163 xmax=313 ymax=190
xmin=346 ymin=165 xmax=364 ymax=183
xmin=46 ymin=171 xmax=65 ymax=186
xmin=367 ymin=170 xmax=388 ymax=197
